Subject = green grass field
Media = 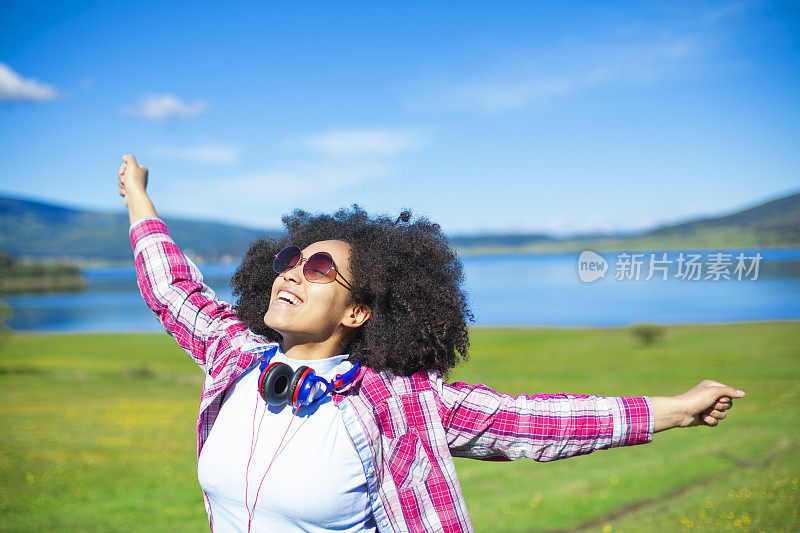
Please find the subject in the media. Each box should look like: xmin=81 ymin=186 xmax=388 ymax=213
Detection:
xmin=0 ymin=322 xmax=798 ymax=532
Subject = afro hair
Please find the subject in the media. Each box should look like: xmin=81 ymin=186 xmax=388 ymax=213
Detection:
xmin=231 ymin=205 xmax=473 ymax=376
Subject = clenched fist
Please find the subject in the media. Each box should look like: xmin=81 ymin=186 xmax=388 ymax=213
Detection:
xmin=118 ymin=154 xmax=148 ymax=205
xmin=675 ymin=379 xmax=746 ymax=428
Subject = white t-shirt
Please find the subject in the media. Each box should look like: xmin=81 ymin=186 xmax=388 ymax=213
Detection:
xmin=197 ymin=349 xmax=376 ymax=532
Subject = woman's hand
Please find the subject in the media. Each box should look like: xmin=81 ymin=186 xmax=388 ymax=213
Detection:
xmin=118 ymin=154 xmax=158 ymax=224
xmin=674 ymin=379 xmax=746 ymax=428
xmin=118 ymin=154 xmax=148 ymax=205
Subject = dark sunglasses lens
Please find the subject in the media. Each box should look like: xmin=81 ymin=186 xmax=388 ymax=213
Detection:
xmin=273 ymin=246 xmax=301 ymax=274
xmin=304 ymin=252 xmax=335 ymax=282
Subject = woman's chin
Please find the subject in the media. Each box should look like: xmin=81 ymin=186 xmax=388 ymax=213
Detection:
xmin=263 ymin=311 xmax=281 ymax=332
xmin=263 ymin=311 xmax=293 ymax=336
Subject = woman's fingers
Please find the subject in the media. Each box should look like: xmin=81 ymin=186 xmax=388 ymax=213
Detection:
xmin=714 ymin=400 xmax=732 ymax=411
xmin=708 ymin=409 xmax=727 ymax=419
xmin=119 ymin=161 xmax=126 ymax=197
xmin=702 ymin=408 xmax=728 ymax=426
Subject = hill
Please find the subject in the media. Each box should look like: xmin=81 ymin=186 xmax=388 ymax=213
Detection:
xmin=1 ymin=191 xmax=798 ymax=262
xmin=452 ymin=191 xmax=800 ymax=253
xmin=0 ymin=196 xmax=280 ymax=263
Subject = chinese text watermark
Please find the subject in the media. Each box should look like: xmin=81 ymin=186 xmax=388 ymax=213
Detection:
xmin=578 ymin=251 xmax=762 ymax=283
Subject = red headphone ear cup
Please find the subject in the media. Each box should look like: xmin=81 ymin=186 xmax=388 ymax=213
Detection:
xmin=260 ymin=363 xmax=294 ymax=406
xmin=288 ymin=366 xmax=313 ymax=408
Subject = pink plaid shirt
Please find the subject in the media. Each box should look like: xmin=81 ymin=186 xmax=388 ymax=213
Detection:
xmin=130 ymin=217 xmax=654 ymax=532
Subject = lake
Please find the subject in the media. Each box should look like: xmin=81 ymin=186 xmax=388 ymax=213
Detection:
xmin=4 ymin=248 xmax=799 ymax=331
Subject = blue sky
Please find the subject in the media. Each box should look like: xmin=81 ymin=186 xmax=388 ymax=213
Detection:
xmin=1 ymin=0 xmax=798 ymax=235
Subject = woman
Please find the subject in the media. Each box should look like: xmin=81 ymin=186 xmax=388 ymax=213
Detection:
xmin=117 ymin=154 xmax=745 ymax=532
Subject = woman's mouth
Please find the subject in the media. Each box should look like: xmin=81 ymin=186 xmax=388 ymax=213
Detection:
xmin=275 ymin=289 xmax=303 ymax=306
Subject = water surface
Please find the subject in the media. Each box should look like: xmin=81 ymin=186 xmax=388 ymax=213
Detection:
xmin=5 ymin=248 xmax=799 ymax=331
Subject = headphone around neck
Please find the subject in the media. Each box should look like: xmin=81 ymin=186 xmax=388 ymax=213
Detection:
xmin=256 ymin=346 xmax=361 ymax=410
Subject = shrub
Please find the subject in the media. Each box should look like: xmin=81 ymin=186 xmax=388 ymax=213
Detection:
xmin=630 ymin=323 xmax=665 ymax=346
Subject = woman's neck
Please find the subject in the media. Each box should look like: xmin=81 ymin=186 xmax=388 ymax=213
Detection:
xmin=280 ymin=337 xmax=344 ymax=360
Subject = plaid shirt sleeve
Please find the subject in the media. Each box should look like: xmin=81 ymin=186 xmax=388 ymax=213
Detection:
xmin=433 ymin=376 xmax=653 ymax=462
xmin=129 ymin=217 xmax=261 ymax=375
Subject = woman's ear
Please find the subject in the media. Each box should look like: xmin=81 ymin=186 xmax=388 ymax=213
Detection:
xmin=342 ymin=303 xmax=371 ymax=329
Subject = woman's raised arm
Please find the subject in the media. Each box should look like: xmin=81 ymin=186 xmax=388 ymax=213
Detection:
xmin=118 ymin=155 xmax=265 ymax=374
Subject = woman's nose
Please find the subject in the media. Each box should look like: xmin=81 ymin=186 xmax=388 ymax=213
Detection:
xmin=281 ymin=261 xmax=304 ymax=283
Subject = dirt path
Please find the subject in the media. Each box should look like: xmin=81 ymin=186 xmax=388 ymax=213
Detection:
xmin=545 ymin=438 xmax=790 ymax=533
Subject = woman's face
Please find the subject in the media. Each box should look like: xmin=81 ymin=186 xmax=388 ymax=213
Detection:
xmin=263 ymin=240 xmax=361 ymax=345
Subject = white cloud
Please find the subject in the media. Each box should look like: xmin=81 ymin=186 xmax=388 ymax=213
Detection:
xmin=167 ymin=126 xmax=425 ymax=224
xmin=147 ymin=144 xmax=241 ymax=163
xmin=206 ymin=160 xmax=391 ymax=205
xmin=120 ymin=93 xmax=209 ymax=122
xmin=416 ymin=36 xmax=701 ymax=114
xmin=289 ymin=128 xmax=428 ymax=156
xmin=167 ymin=159 xmax=392 ymax=229
xmin=406 ymin=2 xmax=760 ymax=115
xmin=0 ymin=63 xmax=59 ymax=102
xmin=701 ymin=0 xmax=757 ymax=23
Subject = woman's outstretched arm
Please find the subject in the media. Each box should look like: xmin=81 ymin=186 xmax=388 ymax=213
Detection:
xmin=433 ymin=374 xmax=745 ymax=461
xmin=118 ymin=154 xmax=266 ymax=374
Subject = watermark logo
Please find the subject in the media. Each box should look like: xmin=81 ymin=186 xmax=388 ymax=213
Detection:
xmin=577 ymin=250 xmax=608 ymax=283
xmin=577 ymin=250 xmax=763 ymax=283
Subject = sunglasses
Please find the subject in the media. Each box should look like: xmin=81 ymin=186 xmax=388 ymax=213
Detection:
xmin=272 ymin=245 xmax=353 ymax=291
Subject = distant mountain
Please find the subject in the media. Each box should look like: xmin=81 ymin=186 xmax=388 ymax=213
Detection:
xmin=640 ymin=192 xmax=800 ymax=243
xmin=449 ymin=232 xmax=558 ymax=249
xmin=0 ymin=196 xmax=280 ymax=263
xmin=1 ymin=191 xmax=798 ymax=262
xmin=452 ymin=191 xmax=800 ymax=253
